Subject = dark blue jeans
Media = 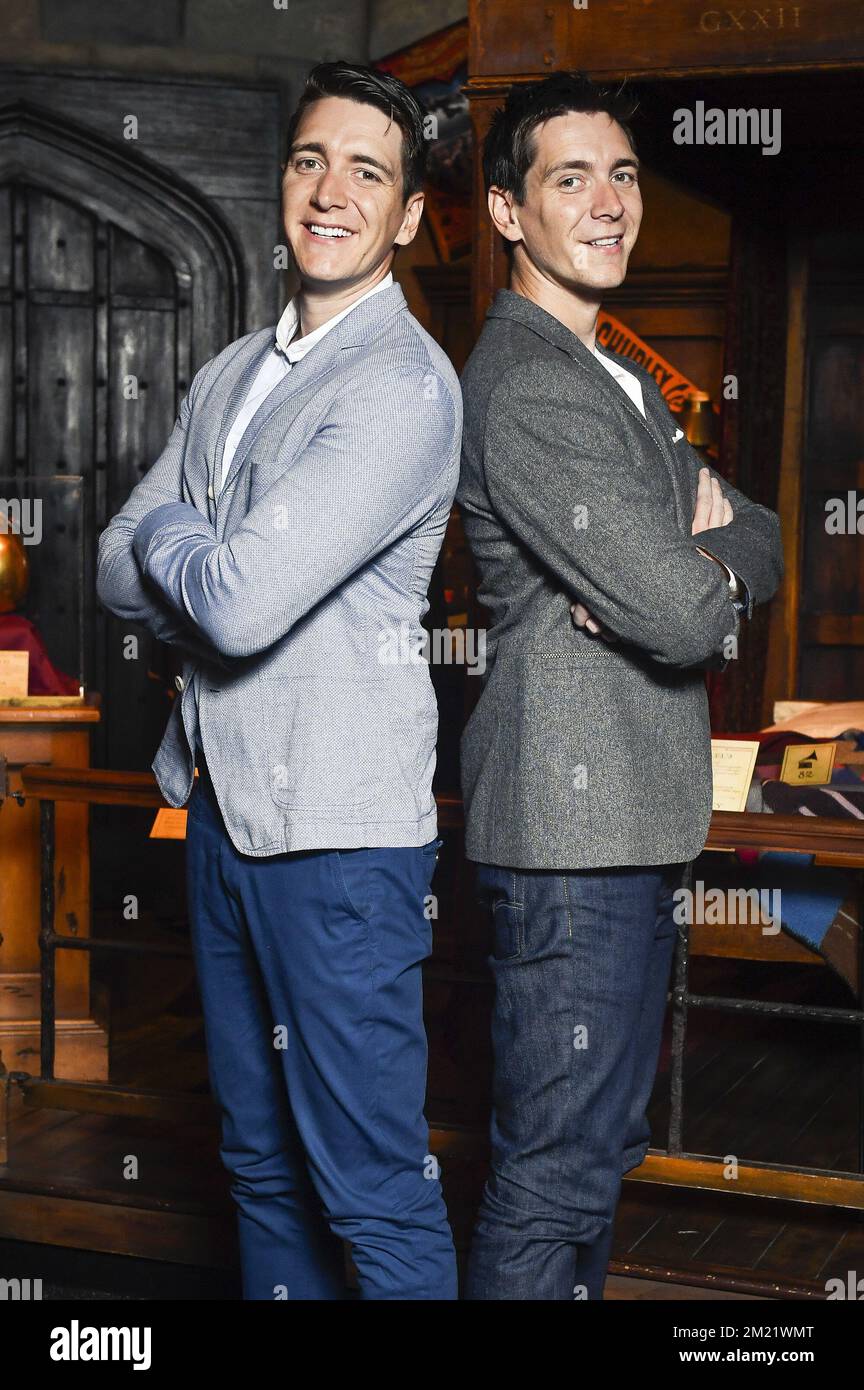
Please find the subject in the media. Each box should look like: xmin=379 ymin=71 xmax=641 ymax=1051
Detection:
xmin=466 ymin=860 xmax=683 ymax=1301
xmin=185 ymin=758 xmax=457 ymax=1300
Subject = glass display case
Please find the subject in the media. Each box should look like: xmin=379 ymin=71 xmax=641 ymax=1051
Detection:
xmin=0 ymin=475 xmax=85 ymax=705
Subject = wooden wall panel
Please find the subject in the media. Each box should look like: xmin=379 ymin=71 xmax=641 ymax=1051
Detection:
xmin=470 ymin=0 xmax=864 ymax=81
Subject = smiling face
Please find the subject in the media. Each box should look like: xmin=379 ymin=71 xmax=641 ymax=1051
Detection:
xmin=491 ymin=110 xmax=642 ymax=299
xmin=281 ymin=94 xmax=424 ymax=294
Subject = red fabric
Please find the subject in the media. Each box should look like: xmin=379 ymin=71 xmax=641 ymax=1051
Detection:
xmin=0 ymin=613 xmax=79 ymax=694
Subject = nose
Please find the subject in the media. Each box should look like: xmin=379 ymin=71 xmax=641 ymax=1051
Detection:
xmin=311 ymin=166 xmax=349 ymax=210
xmin=590 ymin=181 xmax=625 ymax=221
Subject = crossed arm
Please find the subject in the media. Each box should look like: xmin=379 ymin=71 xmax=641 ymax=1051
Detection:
xmin=573 ymin=467 xmax=743 ymax=642
xmin=96 ymin=372 xmax=235 ymax=669
xmin=483 ymin=360 xmax=783 ymax=669
xmin=120 ymin=365 xmax=458 ymax=659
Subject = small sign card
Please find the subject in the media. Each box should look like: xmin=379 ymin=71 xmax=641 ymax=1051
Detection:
xmin=0 ymin=650 xmax=29 ymax=698
xmin=711 ymin=739 xmax=760 ymax=812
xmin=780 ymin=741 xmax=837 ymax=786
xmin=149 ymin=808 xmax=188 ymax=840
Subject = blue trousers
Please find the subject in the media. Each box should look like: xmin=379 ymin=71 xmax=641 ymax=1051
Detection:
xmin=466 ymin=861 xmax=682 ymax=1301
xmin=185 ymin=758 xmax=457 ymax=1300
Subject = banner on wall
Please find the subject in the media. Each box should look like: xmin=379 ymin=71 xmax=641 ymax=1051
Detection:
xmin=595 ymin=311 xmax=711 ymax=415
xmin=375 ymin=22 xmax=472 ymax=261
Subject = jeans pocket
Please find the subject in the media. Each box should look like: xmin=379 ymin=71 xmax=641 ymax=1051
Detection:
xmin=491 ymin=898 xmax=524 ymax=961
xmin=488 ymin=867 xmax=527 ymax=956
xmin=332 ymin=848 xmax=373 ymax=922
xmin=477 ymin=865 xmax=525 ymax=961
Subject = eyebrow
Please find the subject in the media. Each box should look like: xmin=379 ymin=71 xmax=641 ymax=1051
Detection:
xmin=543 ymin=155 xmax=640 ymax=179
xmin=288 ymin=141 xmax=396 ymax=180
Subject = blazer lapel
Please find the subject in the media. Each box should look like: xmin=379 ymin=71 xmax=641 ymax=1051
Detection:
xmin=219 ymin=281 xmax=409 ymax=500
xmin=634 ymin=373 xmax=695 ymax=527
xmin=218 ymin=350 xmax=312 ymax=501
xmin=488 ymin=289 xmax=692 ymax=527
xmin=489 ymin=289 xmax=666 ymax=449
xmin=210 ymin=331 xmax=275 ymax=500
xmin=590 ymin=343 xmax=654 ymax=434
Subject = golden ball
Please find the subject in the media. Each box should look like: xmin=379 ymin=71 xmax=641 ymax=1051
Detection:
xmin=0 ymin=530 xmax=29 ymax=613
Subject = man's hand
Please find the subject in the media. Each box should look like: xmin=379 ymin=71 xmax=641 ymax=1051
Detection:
xmin=692 ymin=465 xmax=733 ymax=534
xmin=570 ymin=599 xmax=619 ymax=641
xmin=571 ymin=466 xmax=735 ymax=639
xmin=571 ymin=600 xmax=602 ymax=635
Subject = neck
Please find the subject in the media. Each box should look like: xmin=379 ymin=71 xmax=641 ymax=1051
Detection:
xmin=296 ymin=261 xmax=392 ymax=338
xmin=509 ymin=257 xmax=601 ymax=351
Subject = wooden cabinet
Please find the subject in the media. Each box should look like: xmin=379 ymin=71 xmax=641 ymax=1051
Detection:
xmin=0 ymin=698 xmax=105 ymax=1080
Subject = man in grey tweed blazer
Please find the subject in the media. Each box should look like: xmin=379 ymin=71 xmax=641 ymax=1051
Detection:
xmin=96 ymin=63 xmax=460 ymax=1300
xmin=457 ymin=73 xmax=783 ymax=1301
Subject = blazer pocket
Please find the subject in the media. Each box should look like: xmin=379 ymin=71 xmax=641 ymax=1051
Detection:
xmin=260 ymin=676 xmax=400 ymax=813
xmin=542 ymin=627 xmax=619 ymax=665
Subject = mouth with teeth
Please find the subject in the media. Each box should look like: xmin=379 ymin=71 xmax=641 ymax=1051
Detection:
xmin=304 ymin=222 xmax=356 ymax=241
xmin=585 ymin=234 xmax=624 ymax=253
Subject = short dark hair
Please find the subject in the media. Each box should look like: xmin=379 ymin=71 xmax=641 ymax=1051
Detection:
xmin=483 ymin=71 xmax=639 ymax=203
xmin=284 ymin=60 xmax=428 ymax=202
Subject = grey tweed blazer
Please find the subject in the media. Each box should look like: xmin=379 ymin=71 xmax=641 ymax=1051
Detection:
xmin=456 ymin=289 xmax=783 ymax=871
xmin=96 ymin=282 xmax=461 ymax=855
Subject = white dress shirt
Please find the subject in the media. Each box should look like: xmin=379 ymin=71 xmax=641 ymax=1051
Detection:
xmin=593 ymin=344 xmax=646 ymax=416
xmin=217 ymin=271 xmax=394 ymax=493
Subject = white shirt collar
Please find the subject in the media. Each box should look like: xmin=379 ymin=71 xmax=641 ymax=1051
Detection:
xmin=594 ymin=343 xmax=632 ymax=377
xmin=275 ymin=271 xmax=394 ymax=363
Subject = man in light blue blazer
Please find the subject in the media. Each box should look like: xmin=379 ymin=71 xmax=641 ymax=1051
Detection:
xmin=96 ymin=62 xmax=461 ymax=1301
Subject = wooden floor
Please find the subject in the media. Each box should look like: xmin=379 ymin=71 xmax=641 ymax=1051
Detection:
xmin=0 ymin=1227 xmax=769 ymax=1300
xmin=606 ymin=1274 xmax=767 ymax=1300
xmin=1 ymin=909 xmax=862 ymax=1298
xmin=2 ymin=1092 xmax=861 ymax=1298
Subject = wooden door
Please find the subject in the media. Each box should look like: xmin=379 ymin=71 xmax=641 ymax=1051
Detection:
xmin=0 ymin=102 xmax=242 ymax=770
xmin=798 ymin=233 xmax=864 ymax=698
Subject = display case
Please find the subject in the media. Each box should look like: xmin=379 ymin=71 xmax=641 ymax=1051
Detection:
xmin=0 ymin=475 xmax=85 ymax=706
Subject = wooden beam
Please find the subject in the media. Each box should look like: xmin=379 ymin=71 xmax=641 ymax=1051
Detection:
xmin=762 ymin=236 xmax=808 ymax=719
xmin=20 ymin=764 xmax=168 ymax=807
xmin=629 ymin=1152 xmax=864 ymax=1210
xmin=0 ymin=1189 xmax=235 ymax=1266
xmin=17 ymin=1078 xmax=216 ymax=1126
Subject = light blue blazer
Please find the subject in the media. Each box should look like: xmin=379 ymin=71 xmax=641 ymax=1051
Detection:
xmin=96 ymin=282 xmax=462 ymax=854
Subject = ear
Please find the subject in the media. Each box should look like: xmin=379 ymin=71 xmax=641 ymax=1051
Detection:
xmin=393 ymin=191 xmax=425 ymax=248
xmin=488 ymin=185 xmax=523 ymax=245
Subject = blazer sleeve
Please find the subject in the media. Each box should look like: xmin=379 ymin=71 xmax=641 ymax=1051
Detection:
xmin=641 ymin=375 xmax=784 ymax=619
xmin=481 ymin=359 xmax=774 ymax=669
xmin=131 ymin=364 xmax=460 ymax=659
xmin=95 ymin=366 xmax=232 ymax=669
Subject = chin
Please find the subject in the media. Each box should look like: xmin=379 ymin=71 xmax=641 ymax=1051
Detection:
xmin=585 ymin=261 xmax=629 ymax=292
xmin=293 ymin=253 xmax=357 ymax=285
